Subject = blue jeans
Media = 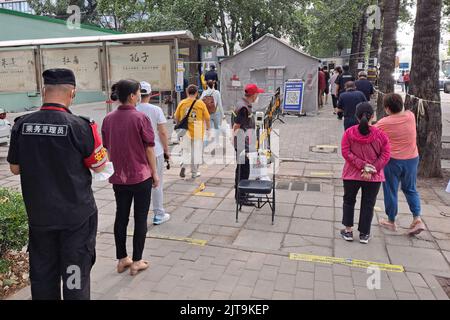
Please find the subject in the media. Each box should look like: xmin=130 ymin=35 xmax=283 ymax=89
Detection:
xmin=210 ymin=112 xmax=222 ymax=130
xmin=383 ymin=157 xmax=421 ymax=222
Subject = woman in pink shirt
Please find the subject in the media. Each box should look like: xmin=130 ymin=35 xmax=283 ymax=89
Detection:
xmin=341 ymin=102 xmax=391 ymax=244
xmin=102 ymin=80 xmax=159 ymax=276
xmin=375 ymin=93 xmax=425 ymax=235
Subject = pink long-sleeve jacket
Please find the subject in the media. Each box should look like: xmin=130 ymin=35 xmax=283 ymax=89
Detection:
xmin=341 ymin=125 xmax=391 ymax=182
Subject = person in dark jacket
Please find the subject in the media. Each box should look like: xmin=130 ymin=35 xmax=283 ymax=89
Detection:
xmin=337 ymin=81 xmax=367 ymax=130
xmin=355 ymin=71 xmax=374 ymax=101
xmin=205 ymin=65 xmax=219 ymax=89
xmin=335 ymin=65 xmax=355 ymax=120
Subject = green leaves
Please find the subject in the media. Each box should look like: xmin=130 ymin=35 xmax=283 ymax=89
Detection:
xmin=0 ymin=188 xmax=28 ymax=258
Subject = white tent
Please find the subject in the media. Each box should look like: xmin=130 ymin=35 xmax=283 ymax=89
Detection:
xmin=220 ymin=34 xmax=320 ymax=114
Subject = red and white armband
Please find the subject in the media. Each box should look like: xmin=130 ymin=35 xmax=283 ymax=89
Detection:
xmin=84 ymin=122 xmax=107 ymax=169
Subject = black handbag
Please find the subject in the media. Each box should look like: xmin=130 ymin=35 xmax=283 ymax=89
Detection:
xmin=174 ymin=99 xmax=197 ymax=132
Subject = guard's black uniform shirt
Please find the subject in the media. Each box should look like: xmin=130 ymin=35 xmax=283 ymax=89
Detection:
xmin=7 ymin=103 xmax=105 ymax=230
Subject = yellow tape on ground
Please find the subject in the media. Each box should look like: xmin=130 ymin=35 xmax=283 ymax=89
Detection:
xmin=289 ymin=253 xmax=404 ymax=273
xmin=151 ymin=234 xmax=208 ymax=246
xmin=374 ymin=206 xmax=383 ymax=212
xmin=192 ymin=182 xmax=206 ymax=194
xmin=194 ymin=192 xmax=216 ymax=197
xmin=125 ymin=231 xmax=208 ymax=246
xmin=310 ymin=171 xmax=334 ymax=177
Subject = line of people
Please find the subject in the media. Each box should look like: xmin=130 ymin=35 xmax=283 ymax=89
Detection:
xmin=340 ymin=93 xmax=426 ymax=244
xmin=5 ymin=67 xmax=235 ymax=299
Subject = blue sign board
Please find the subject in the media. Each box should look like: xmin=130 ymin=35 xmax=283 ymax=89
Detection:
xmin=399 ymin=62 xmax=410 ymax=70
xmin=283 ymin=81 xmax=304 ymax=113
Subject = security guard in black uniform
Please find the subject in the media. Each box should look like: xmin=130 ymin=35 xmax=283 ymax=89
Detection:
xmin=7 ymin=69 xmax=107 ymax=300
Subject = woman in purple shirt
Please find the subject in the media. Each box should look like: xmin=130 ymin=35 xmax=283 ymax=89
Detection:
xmin=102 ymin=80 xmax=159 ymax=276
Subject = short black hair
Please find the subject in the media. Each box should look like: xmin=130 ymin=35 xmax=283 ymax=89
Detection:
xmin=111 ymin=79 xmax=140 ymax=104
xmin=187 ymin=84 xmax=198 ymax=95
xmin=343 ymin=65 xmax=350 ymax=71
xmin=383 ymin=93 xmax=404 ymax=114
xmin=323 ymin=66 xmax=328 ymax=70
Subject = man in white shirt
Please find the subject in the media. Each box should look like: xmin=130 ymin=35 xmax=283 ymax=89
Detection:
xmin=137 ymin=81 xmax=171 ymax=225
xmin=200 ymin=80 xmax=224 ymax=146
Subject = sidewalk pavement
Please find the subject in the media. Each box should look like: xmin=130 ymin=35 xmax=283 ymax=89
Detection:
xmin=2 ymin=99 xmax=450 ymax=300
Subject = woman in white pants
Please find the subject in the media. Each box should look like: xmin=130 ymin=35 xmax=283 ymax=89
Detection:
xmin=137 ymin=81 xmax=171 ymax=225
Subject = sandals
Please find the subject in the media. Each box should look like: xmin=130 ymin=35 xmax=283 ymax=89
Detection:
xmin=117 ymin=258 xmax=133 ymax=274
xmin=379 ymin=218 xmax=398 ymax=232
xmin=130 ymin=260 xmax=149 ymax=276
xmin=407 ymin=220 xmax=426 ymax=236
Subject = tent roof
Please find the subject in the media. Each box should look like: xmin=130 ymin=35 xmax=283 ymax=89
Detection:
xmin=0 ymin=30 xmax=223 ymax=48
xmin=221 ymin=33 xmax=319 ymax=63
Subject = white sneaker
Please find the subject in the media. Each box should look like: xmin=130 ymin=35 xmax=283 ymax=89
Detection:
xmin=153 ymin=213 xmax=171 ymax=225
xmin=192 ymin=172 xmax=201 ymax=178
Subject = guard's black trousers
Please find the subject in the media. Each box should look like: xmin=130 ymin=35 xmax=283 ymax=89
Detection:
xmin=28 ymin=213 xmax=97 ymax=300
xmin=235 ymin=154 xmax=250 ymax=202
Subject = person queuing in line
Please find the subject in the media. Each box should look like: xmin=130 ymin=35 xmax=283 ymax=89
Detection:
xmin=340 ymin=102 xmax=391 ymax=244
xmin=335 ymin=65 xmax=355 ymax=120
xmin=232 ymin=83 xmax=264 ymax=207
xmin=137 ymin=81 xmax=171 ymax=226
xmin=175 ymin=84 xmax=210 ymax=179
xmin=398 ymin=71 xmax=405 ymax=92
xmin=337 ymin=81 xmax=367 ymax=130
xmin=355 ymin=71 xmax=374 ymax=101
xmin=205 ymin=64 xmax=219 ymax=90
xmin=403 ymin=70 xmax=411 ymax=93
xmin=322 ymin=66 xmax=331 ymax=105
xmin=200 ymin=80 xmax=224 ymax=147
xmin=330 ymin=66 xmax=342 ymax=115
xmin=102 ymin=80 xmax=159 ymax=276
xmin=375 ymin=93 xmax=426 ymax=235
xmin=7 ymin=68 xmax=107 ymax=300
xmin=318 ymin=67 xmax=326 ymax=109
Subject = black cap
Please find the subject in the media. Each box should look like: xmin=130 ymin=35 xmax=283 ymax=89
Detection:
xmin=42 ymin=68 xmax=76 ymax=87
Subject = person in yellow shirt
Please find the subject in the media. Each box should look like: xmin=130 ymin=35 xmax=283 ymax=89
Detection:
xmin=175 ymin=84 xmax=210 ymax=178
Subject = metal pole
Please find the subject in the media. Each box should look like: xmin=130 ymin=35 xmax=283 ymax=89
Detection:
xmin=174 ymin=38 xmax=181 ymax=105
xmin=36 ymin=45 xmax=44 ymax=95
xmin=102 ymin=41 xmax=112 ymax=114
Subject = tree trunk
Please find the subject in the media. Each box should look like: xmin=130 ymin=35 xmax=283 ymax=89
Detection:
xmin=349 ymin=22 xmax=360 ymax=76
xmin=218 ymin=2 xmax=229 ymax=56
xmin=404 ymin=0 xmax=443 ymax=178
xmin=369 ymin=0 xmax=384 ymax=64
xmin=357 ymin=12 xmax=369 ymax=74
xmin=376 ymin=0 xmax=400 ymax=120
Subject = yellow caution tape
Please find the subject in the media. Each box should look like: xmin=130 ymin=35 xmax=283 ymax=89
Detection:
xmin=193 ymin=182 xmax=206 ymax=194
xmin=194 ymin=192 xmax=216 ymax=197
xmin=309 ymin=171 xmax=334 ymax=177
xmin=289 ymin=253 xmax=404 ymax=273
xmin=125 ymin=231 xmax=207 ymax=246
xmin=151 ymin=235 xmax=207 ymax=246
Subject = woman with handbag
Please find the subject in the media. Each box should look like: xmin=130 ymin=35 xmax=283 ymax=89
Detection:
xmin=174 ymin=84 xmax=210 ymax=179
